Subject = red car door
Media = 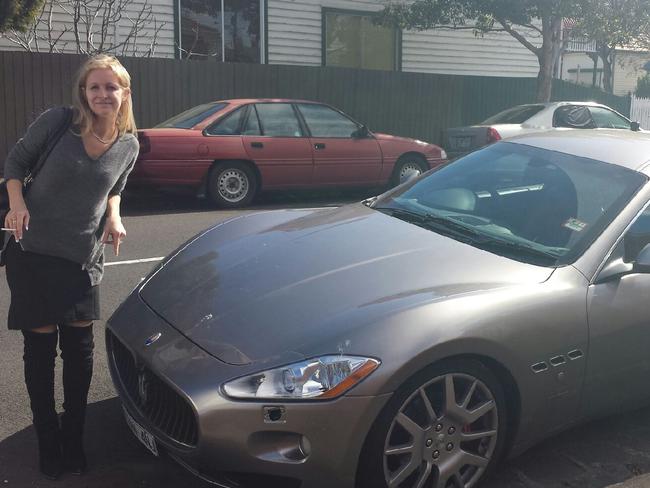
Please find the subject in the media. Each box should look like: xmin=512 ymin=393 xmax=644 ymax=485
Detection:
xmin=296 ymin=103 xmax=383 ymax=186
xmin=242 ymin=103 xmax=314 ymax=188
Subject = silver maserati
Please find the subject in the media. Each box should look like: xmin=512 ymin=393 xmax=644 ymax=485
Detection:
xmin=107 ymin=129 xmax=650 ymax=488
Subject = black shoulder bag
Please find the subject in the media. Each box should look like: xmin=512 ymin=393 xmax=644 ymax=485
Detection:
xmin=0 ymin=107 xmax=73 ymax=264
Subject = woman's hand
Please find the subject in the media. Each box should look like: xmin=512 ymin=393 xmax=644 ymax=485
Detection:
xmin=4 ymin=203 xmax=30 ymax=241
xmin=101 ymin=216 xmax=126 ymax=256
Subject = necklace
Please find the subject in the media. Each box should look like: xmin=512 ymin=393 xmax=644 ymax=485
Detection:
xmin=91 ymin=127 xmax=117 ymax=145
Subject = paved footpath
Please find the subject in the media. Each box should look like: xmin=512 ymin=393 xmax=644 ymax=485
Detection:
xmin=610 ymin=475 xmax=650 ymax=487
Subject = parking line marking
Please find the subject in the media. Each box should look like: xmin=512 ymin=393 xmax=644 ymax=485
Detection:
xmin=105 ymin=257 xmax=165 ymax=267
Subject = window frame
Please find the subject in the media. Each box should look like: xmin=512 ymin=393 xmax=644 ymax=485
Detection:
xmin=295 ymin=102 xmax=365 ymax=139
xmin=203 ymin=105 xmax=250 ymax=136
xmin=245 ymin=102 xmax=308 ymax=138
xmin=175 ymin=0 xmax=267 ymax=63
xmin=588 ymin=106 xmax=632 ymax=130
xmin=321 ymin=7 xmax=401 ymax=71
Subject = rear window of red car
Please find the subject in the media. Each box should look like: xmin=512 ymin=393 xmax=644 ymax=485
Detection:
xmin=155 ymin=102 xmax=228 ymax=129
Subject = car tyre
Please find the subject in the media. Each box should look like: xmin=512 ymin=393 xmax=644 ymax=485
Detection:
xmin=357 ymin=358 xmax=508 ymax=488
xmin=391 ymin=155 xmax=428 ymax=187
xmin=207 ymin=161 xmax=258 ymax=208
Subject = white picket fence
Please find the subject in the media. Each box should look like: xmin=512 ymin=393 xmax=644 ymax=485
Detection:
xmin=630 ymin=95 xmax=650 ymax=130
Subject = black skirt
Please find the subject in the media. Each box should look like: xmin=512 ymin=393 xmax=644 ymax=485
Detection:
xmin=5 ymin=238 xmax=100 ymax=330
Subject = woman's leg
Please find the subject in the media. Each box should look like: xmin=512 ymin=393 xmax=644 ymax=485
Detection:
xmin=22 ymin=324 xmax=62 ymax=480
xmin=59 ymin=320 xmax=94 ymax=475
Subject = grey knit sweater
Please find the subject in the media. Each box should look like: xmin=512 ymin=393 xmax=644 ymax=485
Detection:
xmin=3 ymin=107 xmax=139 ymax=285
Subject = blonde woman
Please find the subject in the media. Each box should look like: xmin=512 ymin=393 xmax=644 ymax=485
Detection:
xmin=2 ymin=55 xmax=139 ymax=479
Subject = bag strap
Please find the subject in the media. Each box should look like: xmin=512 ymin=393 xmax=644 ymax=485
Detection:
xmin=27 ymin=106 xmax=74 ymax=183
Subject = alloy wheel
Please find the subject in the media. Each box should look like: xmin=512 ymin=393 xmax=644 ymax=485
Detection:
xmin=383 ymin=373 xmax=498 ymax=488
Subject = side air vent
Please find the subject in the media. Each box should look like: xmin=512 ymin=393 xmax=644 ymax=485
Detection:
xmin=531 ymin=362 xmax=548 ymax=373
xmin=567 ymin=349 xmax=584 ymax=360
xmin=550 ymin=355 xmax=566 ymax=367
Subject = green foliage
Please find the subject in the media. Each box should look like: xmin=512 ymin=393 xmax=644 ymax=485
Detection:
xmin=377 ymin=0 xmax=580 ymax=35
xmin=636 ymin=73 xmax=650 ymax=98
xmin=0 ymin=0 xmax=46 ymax=33
xmin=572 ymin=0 xmax=650 ymax=51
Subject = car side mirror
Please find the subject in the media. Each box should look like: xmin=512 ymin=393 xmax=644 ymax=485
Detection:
xmin=352 ymin=126 xmax=370 ymax=139
xmin=631 ymin=121 xmax=641 ymax=132
xmin=596 ymin=243 xmax=650 ymax=283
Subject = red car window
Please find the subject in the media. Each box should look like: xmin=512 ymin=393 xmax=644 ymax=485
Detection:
xmin=255 ymin=103 xmax=303 ymax=137
xmin=298 ymin=103 xmax=359 ymax=138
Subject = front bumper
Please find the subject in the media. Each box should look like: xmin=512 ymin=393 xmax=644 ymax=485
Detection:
xmin=106 ymin=292 xmax=390 ymax=488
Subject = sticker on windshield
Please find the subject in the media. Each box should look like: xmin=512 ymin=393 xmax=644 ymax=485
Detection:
xmin=563 ymin=218 xmax=588 ymax=232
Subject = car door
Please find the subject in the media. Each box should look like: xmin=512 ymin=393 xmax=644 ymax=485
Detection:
xmin=241 ymin=103 xmax=314 ymax=188
xmin=582 ymin=203 xmax=650 ymax=418
xmin=296 ymin=103 xmax=382 ymax=186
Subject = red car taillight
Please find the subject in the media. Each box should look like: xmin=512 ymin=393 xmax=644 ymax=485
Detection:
xmin=138 ymin=133 xmax=151 ymax=154
xmin=487 ymin=127 xmax=501 ymax=144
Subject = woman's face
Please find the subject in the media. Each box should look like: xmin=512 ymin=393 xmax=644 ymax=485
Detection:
xmin=83 ymin=68 xmax=128 ymax=120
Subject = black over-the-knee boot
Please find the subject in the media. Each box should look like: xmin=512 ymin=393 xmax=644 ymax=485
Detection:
xmin=59 ymin=324 xmax=94 ymax=475
xmin=22 ymin=329 xmax=62 ymax=480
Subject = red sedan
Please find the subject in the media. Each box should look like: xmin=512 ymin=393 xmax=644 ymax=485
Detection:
xmin=132 ymin=99 xmax=447 ymax=207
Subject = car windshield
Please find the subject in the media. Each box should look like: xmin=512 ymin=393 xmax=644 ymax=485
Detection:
xmin=371 ymin=142 xmax=646 ymax=267
xmin=155 ymin=102 xmax=228 ymax=129
xmin=482 ymin=105 xmax=545 ymax=125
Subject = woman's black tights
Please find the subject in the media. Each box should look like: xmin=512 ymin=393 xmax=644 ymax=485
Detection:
xmin=22 ymin=324 xmax=94 ymax=478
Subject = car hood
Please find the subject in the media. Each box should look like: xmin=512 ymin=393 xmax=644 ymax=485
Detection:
xmin=139 ymin=204 xmax=554 ymax=365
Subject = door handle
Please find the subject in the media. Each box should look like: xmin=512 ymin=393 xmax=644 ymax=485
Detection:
xmin=314 ymin=143 xmax=326 ymax=150
xmin=251 ymin=142 xmax=264 ymax=148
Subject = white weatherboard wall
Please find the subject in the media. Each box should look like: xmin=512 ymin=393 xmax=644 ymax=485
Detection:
xmin=0 ymin=0 xmax=176 ymax=58
xmin=267 ymin=0 xmax=540 ymax=77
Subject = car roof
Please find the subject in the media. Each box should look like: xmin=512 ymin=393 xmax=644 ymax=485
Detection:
xmin=506 ymin=130 xmax=650 ymax=172
xmin=217 ymin=98 xmax=324 ymax=105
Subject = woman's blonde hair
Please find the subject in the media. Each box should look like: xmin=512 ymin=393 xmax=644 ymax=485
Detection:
xmin=72 ymin=54 xmax=137 ymax=137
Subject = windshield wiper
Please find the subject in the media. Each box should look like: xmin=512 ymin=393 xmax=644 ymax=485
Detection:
xmin=374 ymin=207 xmax=483 ymax=241
xmin=474 ymin=237 xmax=561 ymax=263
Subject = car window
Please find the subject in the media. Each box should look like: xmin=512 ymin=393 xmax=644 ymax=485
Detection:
xmin=623 ymin=206 xmax=650 ymax=261
xmin=255 ymin=103 xmax=303 ymax=137
xmin=155 ymin=102 xmax=227 ymax=129
xmin=553 ymin=106 xmax=596 ymax=128
xmin=297 ymin=103 xmax=360 ymax=137
xmin=589 ymin=107 xmax=631 ymax=129
xmin=205 ymin=107 xmax=245 ymax=135
xmin=481 ymin=105 xmax=545 ymax=124
xmin=242 ymin=106 xmax=261 ymax=135
xmin=373 ymin=142 xmax=646 ymax=267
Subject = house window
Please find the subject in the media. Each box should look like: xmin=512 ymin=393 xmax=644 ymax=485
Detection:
xmin=324 ymin=9 xmax=397 ymax=71
xmin=179 ymin=0 xmax=262 ymax=62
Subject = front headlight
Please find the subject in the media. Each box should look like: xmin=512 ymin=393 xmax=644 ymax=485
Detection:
xmin=223 ymin=355 xmax=380 ymax=400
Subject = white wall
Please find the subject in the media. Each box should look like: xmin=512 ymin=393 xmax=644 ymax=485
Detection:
xmin=0 ymin=0 xmax=176 ymax=58
xmin=266 ymin=0 xmax=540 ymax=77
xmin=561 ymin=50 xmax=650 ymax=96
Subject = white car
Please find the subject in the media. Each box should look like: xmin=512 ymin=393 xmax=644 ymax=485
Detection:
xmin=446 ymin=101 xmax=641 ymax=157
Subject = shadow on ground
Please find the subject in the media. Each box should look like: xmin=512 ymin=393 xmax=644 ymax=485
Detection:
xmin=0 ymin=397 xmax=212 ymax=488
xmin=483 ymin=405 xmax=650 ymax=488
xmin=3 ymin=397 xmax=650 ymax=487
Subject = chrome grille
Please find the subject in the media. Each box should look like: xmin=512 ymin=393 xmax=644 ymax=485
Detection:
xmin=108 ymin=330 xmax=199 ymax=447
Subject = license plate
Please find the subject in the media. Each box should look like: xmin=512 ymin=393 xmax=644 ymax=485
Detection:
xmin=123 ymin=407 xmax=159 ymax=456
xmin=455 ymin=136 xmax=472 ymax=149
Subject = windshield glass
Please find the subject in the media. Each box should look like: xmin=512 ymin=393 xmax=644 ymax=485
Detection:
xmin=482 ymin=105 xmax=545 ymax=125
xmin=155 ymin=102 xmax=228 ymax=129
xmin=372 ymin=142 xmax=646 ymax=266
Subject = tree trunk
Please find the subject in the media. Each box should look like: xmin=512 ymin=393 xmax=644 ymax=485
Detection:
xmin=599 ymin=45 xmax=614 ymax=93
xmin=536 ymin=16 xmax=562 ymax=102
